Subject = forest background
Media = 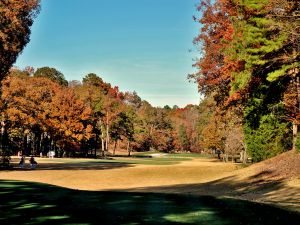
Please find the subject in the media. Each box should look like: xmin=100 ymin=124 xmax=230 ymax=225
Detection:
xmin=0 ymin=0 xmax=299 ymax=164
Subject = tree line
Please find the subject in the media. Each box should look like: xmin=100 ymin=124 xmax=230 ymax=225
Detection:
xmin=0 ymin=67 xmax=200 ymax=158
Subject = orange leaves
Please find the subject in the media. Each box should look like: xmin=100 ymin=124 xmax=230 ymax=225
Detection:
xmin=44 ymin=86 xmax=92 ymax=141
xmin=1 ymin=68 xmax=204 ymax=154
xmin=225 ymin=91 xmax=242 ymax=106
xmin=1 ymin=73 xmax=92 ymax=145
xmin=0 ymin=0 xmax=40 ymax=80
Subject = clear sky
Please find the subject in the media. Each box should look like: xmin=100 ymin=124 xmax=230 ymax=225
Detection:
xmin=15 ymin=0 xmax=200 ymax=107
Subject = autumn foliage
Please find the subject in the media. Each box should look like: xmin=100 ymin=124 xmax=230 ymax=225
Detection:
xmin=0 ymin=0 xmax=40 ymax=81
xmin=0 ymin=68 xmax=201 ymax=158
xmin=192 ymin=0 xmax=299 ymax=161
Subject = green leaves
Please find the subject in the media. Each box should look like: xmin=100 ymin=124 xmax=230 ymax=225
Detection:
xmin=240 ymin=0 xmax=269 ymax=10
xmin=230 ymin=71 xmax=251 ymax=93
xmin=244 ymin=113 xmax=291 ymax=162
xmin=34 ymin=67 xmax=68 ymax=86
xmin=267 ymin=63 xmax=300 ymax=82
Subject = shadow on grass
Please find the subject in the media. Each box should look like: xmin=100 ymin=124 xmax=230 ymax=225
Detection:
xmin=0 ymin=180 xmax=299 ymax=225
xmin=7 ymin=157 xmax=135 ymax=171
xmin=122 ymin=170 xmax=300 ymax=213
xmin=8 ymin=156 xmax=191 ymax=171
xmin=13 ymin=161 xmax=134 ymax=171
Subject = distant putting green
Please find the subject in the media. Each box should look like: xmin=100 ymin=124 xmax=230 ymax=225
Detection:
xmin=11 ymin=152 xmax=203 ymax=167
xmin=0 ymin=180 xmax=299 ymax=225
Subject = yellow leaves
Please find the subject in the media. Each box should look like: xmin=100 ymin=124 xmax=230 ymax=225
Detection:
xmin=65 ymin=130 xmax=72 ymax=137
xmin=76 ymin=134 xmax=84 ymax=142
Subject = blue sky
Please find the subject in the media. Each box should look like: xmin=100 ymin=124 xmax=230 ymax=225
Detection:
xmin=15 ymin=0 xmax=200 ymax=107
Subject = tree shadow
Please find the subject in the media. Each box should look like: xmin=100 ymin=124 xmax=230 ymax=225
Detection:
xmin=121 ymin=169 xmax=300 ymax=212
xmin=7 ymin=156 xmax=187 ymax=171
xmin=0 ymin=179 xmax=299 ymax=225
xmin=8 ymin=159 xmax=135 ymax=171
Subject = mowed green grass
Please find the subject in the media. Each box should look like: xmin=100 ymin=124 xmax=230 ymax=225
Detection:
xmin=29 ymin=152 xmax=206 ymax=167
xmin=0 ymin=180 xmax=299 ymax=225
xmin=110 ymin=152 xmax=209 ymax=165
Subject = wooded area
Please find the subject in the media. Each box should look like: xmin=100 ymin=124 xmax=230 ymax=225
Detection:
xmin=190 ymin=0 xmax=299 ymax=162
xmin=0 ymin=0 xmax=299 ymax=166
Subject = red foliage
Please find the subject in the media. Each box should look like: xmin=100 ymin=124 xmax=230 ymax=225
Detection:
xmin=192 ymin=0 xmax=242 ymax=104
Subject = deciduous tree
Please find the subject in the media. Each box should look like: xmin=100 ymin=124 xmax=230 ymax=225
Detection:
xmin=34 ymin=67 xmax=68 ymax=86
xmin=0 ymin=0 xmax=40 ymax=81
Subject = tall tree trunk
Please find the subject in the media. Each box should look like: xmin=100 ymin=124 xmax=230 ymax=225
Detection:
xmin=32 ymin=132 xmax=36 ymax=156
xmin=38 ymin=133 xmax=43 ymax=156
xmin=98 ymin=119 xmax=106 ymax=158
xmin=293 ymin=121 xmax=298 ymax=151
xmin=127 ymin=141 xmax=131 ymax=157
xmin=105 ymin=112 xmax=110 ymax=153
xmin=294 ymin=76 xmax=300 ymax=151
xmin=223 ymin=153 xmax=228 ymax=163
xmin=95 ymin=134 xmax=98 ymax=158
xmin=0 ymin=119 xmax=5 ymax=164
xmin=101 ymin=137 xmax=105 ymax=157
xmin=113 ymin=140 xmax=117 ymax=156
xmin=0 ymin=119 xmax=5 ymax=153
xmin=241 ymin=143 xmax=248 ymax=164
xmin=23 ymin=134 xmax=27 ymax=155
xmin=106 ymin=127 xmax=109 ymax=152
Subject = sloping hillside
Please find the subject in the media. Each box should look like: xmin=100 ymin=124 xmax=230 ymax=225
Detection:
xmin=245 ymin=150 xmax=300 ymax=180
xmin=230 ymin=150 xmax=300 ymax=211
